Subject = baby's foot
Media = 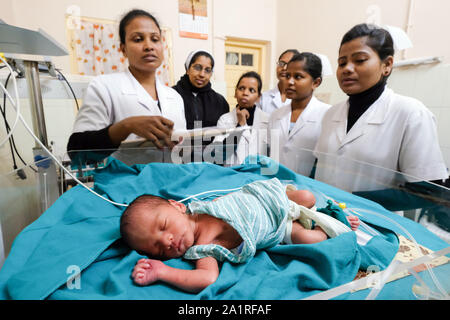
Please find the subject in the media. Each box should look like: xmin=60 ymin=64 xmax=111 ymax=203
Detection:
xmin=346 ymin=216 xmax=360 ymax=231
xmin=131 ymin=258 xmax=165 ymax=286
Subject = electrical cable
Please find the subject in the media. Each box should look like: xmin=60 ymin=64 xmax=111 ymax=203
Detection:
xmin=0 ymin=56 xmax=20 ymax=149
xmin=55 ymin=69 xmax=80 ymax=111
xmin=1 ymin=72 xmax=37 ymax=173
xmin=1 ymin=73 xmax=17 ymax=169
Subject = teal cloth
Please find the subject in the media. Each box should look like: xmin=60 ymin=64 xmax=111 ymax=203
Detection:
xmin=318 ymin=200 xmax=352 ymax=228
xmin=184 ymin=178 xmax=290 ymax=263
xmin=0 ymin=156 xmax=448 ymax=300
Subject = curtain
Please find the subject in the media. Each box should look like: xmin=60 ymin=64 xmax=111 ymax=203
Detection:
xmin=72 ymin=18 xmax=171 ymax=86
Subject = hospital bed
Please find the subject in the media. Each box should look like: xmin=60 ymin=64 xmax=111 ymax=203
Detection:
xmin=0 ymin=146 xmax=449 ymax=300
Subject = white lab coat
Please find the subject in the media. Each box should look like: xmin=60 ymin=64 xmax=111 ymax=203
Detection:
xmin=215 ymin=107 xmax=269 ymax=165
xmin=72 ymin=68 xmax=186 ymax=140
xmin=268 ymin=96 xmax=330 ymax=176
xmin=257 ymin=87 xmax=291 ymax=114
xmin=314 ymin=88 xmax=448 ymax=192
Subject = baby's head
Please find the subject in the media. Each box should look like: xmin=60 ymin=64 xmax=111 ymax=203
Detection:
xmin=120 ymin=195 xmax=194 ymax=260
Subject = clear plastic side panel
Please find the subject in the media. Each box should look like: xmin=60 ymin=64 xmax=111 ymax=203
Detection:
xmin=291 ymin=148 xmax=450 ymax=300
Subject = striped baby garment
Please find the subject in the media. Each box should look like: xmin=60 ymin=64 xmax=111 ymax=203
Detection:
xmin=184 ymin=178 xmax=290 ymax=263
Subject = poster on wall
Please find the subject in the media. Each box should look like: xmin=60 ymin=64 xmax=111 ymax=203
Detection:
xmin=178 ymin=0 xmax=208 ymax=40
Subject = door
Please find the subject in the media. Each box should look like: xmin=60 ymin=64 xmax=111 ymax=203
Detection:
xmin=224 ymin=39 xmax=266 ymax=108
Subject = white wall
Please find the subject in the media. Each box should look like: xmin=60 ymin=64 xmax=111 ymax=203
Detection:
xmin=212 ymin=0 xmax=278 ymax=88
xmin=276 ymin=0 xmax=450 ymax=72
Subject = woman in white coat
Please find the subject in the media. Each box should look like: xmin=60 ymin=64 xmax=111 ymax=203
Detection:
xmin=314 ymin=23 xmax=448 ymax=192
xmin=67 ymin=9 xmax=185 ymax=159
xmin=268 ymin=52 xmax=330 ymax=176
xmin=215 ymin=71 xmax=269 ymax=165
xmin=257 ymin=49 xmax=300 ymax=115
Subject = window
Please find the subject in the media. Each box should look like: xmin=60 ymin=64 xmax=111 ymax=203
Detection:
xmin=241 ymin=54 xmax=253 ymax=66
xmin=226 ymin=52 xmax=239 ymax=65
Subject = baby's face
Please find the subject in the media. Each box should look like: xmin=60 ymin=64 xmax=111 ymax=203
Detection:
xmin=132 ymin=201 xmax=195 ymax=260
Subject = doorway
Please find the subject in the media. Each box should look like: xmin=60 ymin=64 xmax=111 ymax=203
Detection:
xmin=224 ymin=38 xmax=268 ymax=108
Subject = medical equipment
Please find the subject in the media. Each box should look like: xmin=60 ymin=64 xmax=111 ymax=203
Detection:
xmin=0 ymin=21 xmax=69 ymax=213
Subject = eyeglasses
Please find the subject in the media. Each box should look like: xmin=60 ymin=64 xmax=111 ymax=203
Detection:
xmin=276 ymin=60 xmax=288 ymax=68
xmin=191 ymin=64 xmax=213 ymax=74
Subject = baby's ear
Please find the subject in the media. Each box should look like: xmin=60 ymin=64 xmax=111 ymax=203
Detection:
xmin=168 ymin=199 xmax=187 ymax=213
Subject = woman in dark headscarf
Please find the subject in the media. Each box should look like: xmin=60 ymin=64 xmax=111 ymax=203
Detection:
xmin=173 ymin=50 xmax=230 ymax=129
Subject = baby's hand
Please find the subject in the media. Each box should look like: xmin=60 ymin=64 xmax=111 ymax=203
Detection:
xmin=131 ymin=258 xmax=165 ymax=286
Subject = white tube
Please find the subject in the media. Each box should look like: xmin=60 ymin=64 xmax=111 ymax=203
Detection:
xmin=351 ymin=207 xmax=449 ymax=299
xmin=179 ymin=187 xmax=242 ymax=203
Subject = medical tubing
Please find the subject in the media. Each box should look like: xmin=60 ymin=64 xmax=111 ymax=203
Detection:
xmin=409 ymin=268 xmax=447 ymax=300
xmin=317 ymin=190 xmax=447 ymax=299
xmin=351 ymin=207 xmax=449 ymax=299
xmin=178 ymin=187 xmax=243 ymax=203
xmin=303 ymin=246 xmax=450 ymax=300
xmin=0 ymin=59 xmax=128 ymax=208
xmin=364 ymin=260 xmax=401 ymax=300
xmin=0 ymin=56 xmax=21 ymax=149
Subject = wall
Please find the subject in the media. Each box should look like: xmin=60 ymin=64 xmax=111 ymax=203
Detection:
xmin=276 ymin=0 xmax=409 ymax=73
xmin=276 ymin=0 xmax=450 ymax=73
xmin=212 ymin=0 xmax=278 ymax=90
xmin=405 ymin=0 xmax=450 ymax=61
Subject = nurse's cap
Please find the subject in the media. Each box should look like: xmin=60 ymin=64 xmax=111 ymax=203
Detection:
xmin=316 ymin=53 xmax=333 ymax=77
xmin=184 ymin=49 xmax=214 ymax=71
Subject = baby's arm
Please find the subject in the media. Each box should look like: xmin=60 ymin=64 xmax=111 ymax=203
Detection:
xmin=132 ymin=256 xmax=219 ymax=293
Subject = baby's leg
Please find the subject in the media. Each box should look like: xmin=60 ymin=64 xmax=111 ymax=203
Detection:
xmin=290 ymin=221 xmax=327 ymax=244
xmin=286 ymin=189 xmax=316 ymax=209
